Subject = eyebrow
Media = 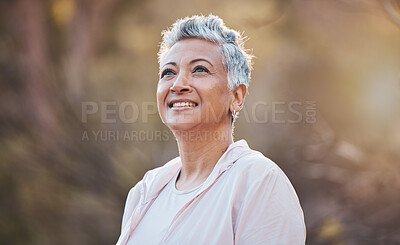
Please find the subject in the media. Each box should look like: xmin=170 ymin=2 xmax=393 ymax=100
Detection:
xmin=162 ymin=58 xmax=214 ymax=69
xmin=189 ymin=58 xmax=214 ymax=67
xmin=163 ymin=62 xmax=177 ymax=67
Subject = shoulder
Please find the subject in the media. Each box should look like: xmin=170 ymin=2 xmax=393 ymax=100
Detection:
xmin=126 ymin=157 xmax=180 ymax=194
xmin=125 ymin=156 xmax=181 ymax=203
xmin=127 ymin=156 xmax=182 ymax=204
xmin=230 ymin=148 xmax=285 ymax=182
xmin=225 ymin=147 xmax=298 ymax=200
xmin=230 ymin=151 xmax=306 ymax=244
xmin=143 ymin=156 xmax=181 ymax=178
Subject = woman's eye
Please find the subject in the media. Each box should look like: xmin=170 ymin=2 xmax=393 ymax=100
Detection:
xmin=193 ymin=66 xmax=209 ymax=73
xmin=161 ymin=69 xmax=175 ymax=78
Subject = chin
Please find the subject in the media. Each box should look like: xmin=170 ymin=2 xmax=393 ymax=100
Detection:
xmin=165 ymin=120 xmax=199 ymax=132
xmin=163 ymin=112 xmax=202 ymax=130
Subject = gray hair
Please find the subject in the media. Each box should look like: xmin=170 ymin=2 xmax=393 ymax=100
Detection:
xmin=158 ymin=14 xmax=254 ymax=90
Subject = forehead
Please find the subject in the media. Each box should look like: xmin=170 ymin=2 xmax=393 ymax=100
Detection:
xmin=161 ymin=38 xmax=223 ymax=66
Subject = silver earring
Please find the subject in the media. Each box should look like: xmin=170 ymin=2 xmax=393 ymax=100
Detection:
xmin=232 ymin=110 xmax=239 ymax=120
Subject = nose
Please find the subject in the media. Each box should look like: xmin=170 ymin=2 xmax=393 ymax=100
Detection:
xmin=170 ymin=73 xmax=193 ymax=94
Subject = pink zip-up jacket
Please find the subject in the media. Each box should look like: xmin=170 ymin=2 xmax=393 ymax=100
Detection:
xmin=117 ymin=140 xmax=306 ymax=244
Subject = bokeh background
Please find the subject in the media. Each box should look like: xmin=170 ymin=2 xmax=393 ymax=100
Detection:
xmin=1 ymin=0 xmax=400 ymax=244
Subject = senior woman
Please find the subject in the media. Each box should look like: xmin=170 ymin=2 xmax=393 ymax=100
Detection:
xmin=117 ymin=15 xmax=306 ymax=245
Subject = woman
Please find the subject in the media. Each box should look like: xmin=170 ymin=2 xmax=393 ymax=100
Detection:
xmin=117 ymin=15 xmax=306 ymax=245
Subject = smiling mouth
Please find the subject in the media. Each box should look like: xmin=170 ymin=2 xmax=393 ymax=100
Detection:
xmin=169 ymin=101 xmax=198 ymax=109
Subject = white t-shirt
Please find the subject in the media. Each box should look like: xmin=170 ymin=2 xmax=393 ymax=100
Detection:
xmin=118 ymin=140 xmax=306 ymax=245
xmin=126 ymin=169 xmax=203 ymax=245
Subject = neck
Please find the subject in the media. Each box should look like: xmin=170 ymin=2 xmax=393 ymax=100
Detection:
xmin=173 ymin=125 xmax=233 ymax=189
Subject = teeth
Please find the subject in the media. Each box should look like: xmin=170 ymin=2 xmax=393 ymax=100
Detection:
xmin=172 ymin=102 xmax=196 ymax=108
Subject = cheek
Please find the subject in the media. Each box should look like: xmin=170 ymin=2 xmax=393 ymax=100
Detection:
xmin=157 ymin=81 xmax=168 ymax=98
xmin=216 ymin=86 xmax=231 ymax=111
xmin=156 ymin=83 xmax=168 ymax=111
xmin=212 ymin=83 xmax=230 ymax=102
xmin=202 ymin=85 xmax=230 ymax=114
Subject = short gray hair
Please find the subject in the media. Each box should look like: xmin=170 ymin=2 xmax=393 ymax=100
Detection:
xmin=158 ymin=14 xmax=254 ymax=90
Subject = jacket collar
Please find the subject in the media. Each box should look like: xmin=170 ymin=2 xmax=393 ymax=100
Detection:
xmin=140 ymin=139 xmax=251 ymax=204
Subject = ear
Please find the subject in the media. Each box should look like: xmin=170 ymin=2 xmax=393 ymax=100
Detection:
xmin=230 ymin=84 xmax=247 ymax=113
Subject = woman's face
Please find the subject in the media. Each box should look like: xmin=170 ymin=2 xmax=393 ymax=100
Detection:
xmin=157 ymin=38 xmax=232 ymax=132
